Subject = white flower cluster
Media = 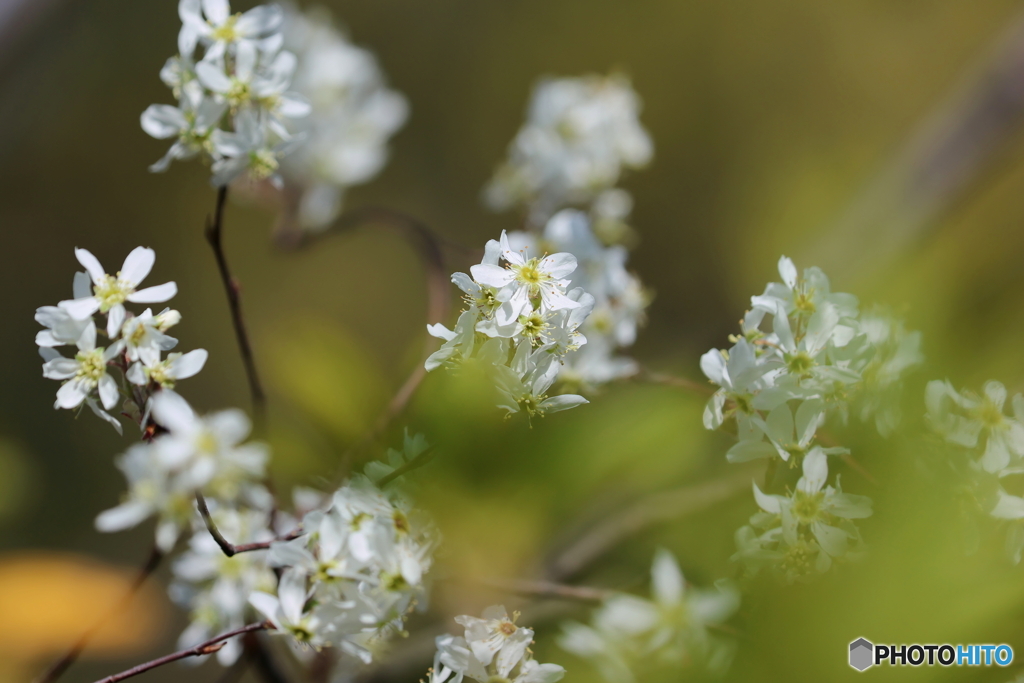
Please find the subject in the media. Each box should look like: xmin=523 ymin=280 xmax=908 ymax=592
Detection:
xmin=701 ymin=256 xmax=921 ymax=580
xmin=36 ymin=247 xmax=205 ymax=434
xmin=732 ymin=450 xmax=872 ymax=581
xmin=141 ymin=0 xmax=310 ymax=186
xmin=95 ymin=390 xmax=270 ymax=551
xmin=484 ymin=74 xmax=653 ymax=226
xmin=278 ymin=5 xmax=408 ymax=231
xmin=559 ymin=549 xmax=739 ymax=682
xmin=503 ymin=210 xmax=648 ymax=392
xmin=926 ymin=379 xmax=1024 ymax=563
xmin=429 ymin=606 xmax=565 ymax=683
xmin=250 ymin=471 xmax=438 ymax=660
xmin=484 ymin=75 xmax=652 ymax=393
xmin=171 ymin=507 xmax=278 ymax=665
xmin=426 ymin=231 xmax=593 ymax=419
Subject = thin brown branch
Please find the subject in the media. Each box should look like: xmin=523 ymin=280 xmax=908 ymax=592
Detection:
xmin=206 ymin=185 xmax=266 ymax=422
xmin=636 ymin=367 xmax=715 ymax=397
xmin=33 ymin=546 xmax=164 ymax=683
xmin=195 ymin=492 xmax=302 ymax=557
xmin=461 ymin=576 xmax=614 ymax=602
xmin=92 ymin=621 xmax=271 ymax=683
xmin=547 ymin=466 xmax=756 ymax=581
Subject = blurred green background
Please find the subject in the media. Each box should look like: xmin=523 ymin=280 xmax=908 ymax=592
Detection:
xmin=4 ymin=0 xmax=1024 ymax=681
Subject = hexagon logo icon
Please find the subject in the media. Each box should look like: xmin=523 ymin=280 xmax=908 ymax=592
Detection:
xmin=850 ymin=638 xmax=874 ymax=671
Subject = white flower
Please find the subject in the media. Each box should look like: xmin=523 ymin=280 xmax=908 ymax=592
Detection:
xmin=141 ymin=89 xmax=227 ymax=172
xmin=127 ymin=349 xmax=208 ymax=389
xmin=121 ymin=308 xmax=179 ymax=365
xmin=249 ymin=567 xmax=324 ymax=645
xmin=178 ymin=0 xmax=284 ymax=61
xmin=485 ymin=73 xmax=652 ymax=223
xmin=211 ymin=108 xmax=299 ymax=187
xmin=559 ymin=550 xmax=738 ymax=681
xmin=456 ymin=605 xmax=532 ymax=671
xmin=59 ymin=247 xmax=177 ymax=337
xmin=926 ymin=380 xmax=1024 ymax=473
xmin=40 ymin=324 xmax=122 ymax=412
xmin=35 ymin=273 xmax=95 ymax=348
xmin=471 ymin=230 xmax=580 ymax=325
xmin=493 ymin=344 xmax=588 ymax=419
xmin=751 ymin=448 xmax=872 ymax=567
xmin=279 ymin=6 xmax=408 ymax=231
xmin=95 ymin=442 xmax=194 ymax=551
xmin=195 ymin=42 xmax=310 ymax=125
xmin=172 ymin=507 xmax=276 ymax=665
xmin=434 ymin=607 xmax=565 ymax=683
xmin=150 ymin=390 xmax=268 ymax=490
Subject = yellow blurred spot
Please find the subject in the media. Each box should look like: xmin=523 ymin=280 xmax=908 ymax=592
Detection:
xmin=0 ymin=552 xmax=166 ymax=665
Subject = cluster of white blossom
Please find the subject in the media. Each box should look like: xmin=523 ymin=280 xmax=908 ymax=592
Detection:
xmin=36 ymin=247 xmax=205 ymax=434
xmin=502 ymin=210 xmax=648 ymax=392
xmin=141 ymin=0 xmax=310 ymax=186
xmin=926 ymin=379 xmax=1024 ymax=563
xmin=170 ymin=507 xmax=278 ymax=665
xmin=701 ymin=256 xmax=921 ymax=580
xmin=250 ymin=468 xmax=438 ymax=660
xmin=484 ymin=74 xmax=653 ymax=227
xmin=277 ymin=4 xmax=408 ymax=231
xmin=95 ymin=390 xmax=271 ymax=551
xmin=428 ymin=606 xmax=565 ymax=683
xmin=559 ymin=549 xmax=739 ymax=681
xmin=483 ymin=75 xmax=652 ymax=392
xmin=426 ymin=231 xmax=593 ymax=419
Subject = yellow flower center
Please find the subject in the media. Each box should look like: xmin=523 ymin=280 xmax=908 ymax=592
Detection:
xmin=74 ymin=349 xmax=107 ymax=384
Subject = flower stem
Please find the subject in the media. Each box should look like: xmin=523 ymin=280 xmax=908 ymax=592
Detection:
xmin=205 ymin=186 xmax=266 ymax=423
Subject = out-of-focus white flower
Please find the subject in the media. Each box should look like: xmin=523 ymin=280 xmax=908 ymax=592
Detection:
xmin=178 ymin=0 xmax=284 ymax=61
xmin=278 ymin=5 xmax=408 ymax=231
xmin=559 ymin=550 xmax=738 ymax=682
xmin=150 ymin=390 xmax=268 ymax=491
xmin=734 ymin=448 xmax=872 ymax=580
xmin=59 ymin=247 xmax=177 ymax=338
xmin=211 ymin=108 xmax=300 ymax=187
xmin=141 ymin=89 xmax=227 ymax=173
xmin=172 ymin=507 xmax=277 ymax=665
xmin=485 ymin=73 xmax=652 ymax=225
xmin=94 ymin=392 xmax=269 ymax=551
xmin=926 ymin=380 xmax=1024 ymax=474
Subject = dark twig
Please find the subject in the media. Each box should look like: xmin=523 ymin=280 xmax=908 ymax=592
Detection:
xmin=33 ymin=546 xmax=164 ymax=683
xmin=92 ymin=621 xmax=271 ymax=683
xmin=195 ymin=492 xmax=302 ymax=557
xmin=375 ymin=446 xmax=436 ymax=488
xmin=206 ymin=186 xmax=266 ymax=422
